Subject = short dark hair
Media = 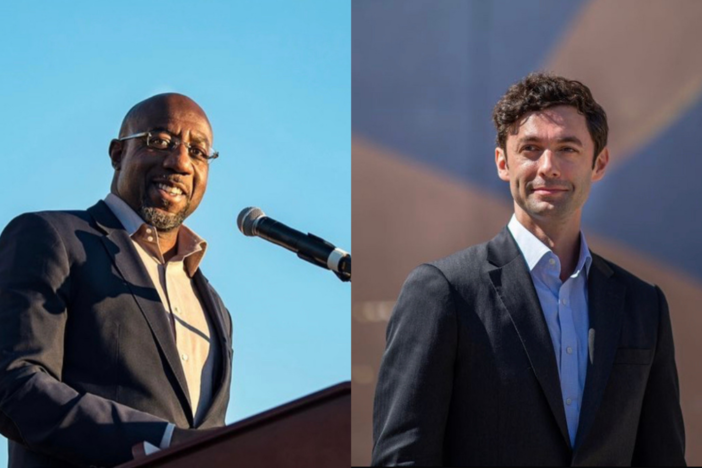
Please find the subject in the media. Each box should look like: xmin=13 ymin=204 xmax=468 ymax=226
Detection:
xmin=492 ymin=73 xmax=608 ymax=162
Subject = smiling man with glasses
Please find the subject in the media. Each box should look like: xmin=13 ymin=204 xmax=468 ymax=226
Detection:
xmin=0 ymin=93 xmax=233 ymax=467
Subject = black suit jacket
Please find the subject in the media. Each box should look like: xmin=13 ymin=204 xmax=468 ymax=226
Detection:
xmin=0 ymin=201 xmax=233 ymax=467
xmin=372 ymin=228 xmax=685 ymax=466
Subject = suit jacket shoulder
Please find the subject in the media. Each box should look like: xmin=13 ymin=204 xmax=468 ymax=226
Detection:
xmin=9 ymin=208 xmax=98 ymax=239
xmin=427 ymin=238 xmax=491 ymax=279
xmin=591 ymin=252 xmax=659 ymax=299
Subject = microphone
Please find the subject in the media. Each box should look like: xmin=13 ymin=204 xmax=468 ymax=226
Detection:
xmin=237 ymin=207 xmax=351 ymax=282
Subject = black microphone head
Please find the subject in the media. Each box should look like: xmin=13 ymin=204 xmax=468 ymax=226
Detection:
xmin=237 ymin=207 xmax=266 ymax=236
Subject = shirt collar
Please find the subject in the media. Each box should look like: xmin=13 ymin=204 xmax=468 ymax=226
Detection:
xmin=103 ymin=193 xmax=207 ymax=277
xmin=104 ymin=193 xmax=145 ymax=236
xmin=507 ymin=214 xmax=592 ymax=277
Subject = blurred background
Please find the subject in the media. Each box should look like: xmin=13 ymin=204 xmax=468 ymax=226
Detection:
xmin=352 ymin=0 xmax=702 ymax=465
xmin=0 ymin=1 xmax=349 ymax=465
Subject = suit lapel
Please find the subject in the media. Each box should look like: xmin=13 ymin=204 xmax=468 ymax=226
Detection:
xmin=487 ymin=228 xmax=571 ymax=449
xmin=573 ymin=254 xmax=626 ymax=451
xmin=193 ymin=271 xmax=229 ymax=352
xmin=87 ymin=201 xmax=194 ymax=423
xmin=192 ymin=271 xmax=231 ymax=425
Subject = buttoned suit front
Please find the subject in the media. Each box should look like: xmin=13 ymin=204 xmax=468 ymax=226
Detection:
xmin=0 ymin=201 xmax=233 ymax=467
xmin=372 ymin=228 xmax=685 ymax=466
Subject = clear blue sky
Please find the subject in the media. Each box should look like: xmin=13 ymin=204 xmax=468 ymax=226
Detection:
xmin=0 ymin=1 xmax=349 ymax=464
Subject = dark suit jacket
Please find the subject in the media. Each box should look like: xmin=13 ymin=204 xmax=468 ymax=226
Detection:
xmin=372 ymin=228 xmax=685 ymax=466
xmin=0 ymin=201 xmax=233 ymax=467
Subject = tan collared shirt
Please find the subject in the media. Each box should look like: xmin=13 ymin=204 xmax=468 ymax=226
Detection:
xmin=104 ymin=193 xmax=218 ymax=425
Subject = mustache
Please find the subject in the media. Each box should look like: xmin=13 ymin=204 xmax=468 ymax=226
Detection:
xmin=152 ymin=174 xmax=185 ymax=184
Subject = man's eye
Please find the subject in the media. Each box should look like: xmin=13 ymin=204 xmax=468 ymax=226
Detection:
xmin=188 ymin=147 xmax=207 ymax=160
xmin=150 ymin=137 xmax=171 ymax=149
xmin=522 ymin=145 xmax=539 ymax=152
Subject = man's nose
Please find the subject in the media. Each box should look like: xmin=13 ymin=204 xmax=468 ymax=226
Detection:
xmin=163 ymin=143 xmax=194 ymax=174
xmin=537 ymin=149 xmax=560 ymax=178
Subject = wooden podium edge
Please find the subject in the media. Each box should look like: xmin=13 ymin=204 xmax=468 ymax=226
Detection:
xmin=119 ymin=381 xmax=351 ymax=467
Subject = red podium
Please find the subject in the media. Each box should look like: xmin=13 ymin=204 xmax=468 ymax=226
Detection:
xmin=119 ymin=382 xmax=350 ymax=468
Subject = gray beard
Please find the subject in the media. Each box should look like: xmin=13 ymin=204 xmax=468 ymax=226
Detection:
xmin=138 ymin=196 xmax=190 ymax=232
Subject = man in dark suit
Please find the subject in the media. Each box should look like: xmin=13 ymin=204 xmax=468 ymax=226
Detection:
xmin=0 ymin=94 xmax=232 ymax=467
xmin=372 ymin=74 xmax=685 ymax=466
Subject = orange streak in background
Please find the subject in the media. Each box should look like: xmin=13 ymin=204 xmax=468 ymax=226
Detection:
xmin=545 ymin=0 xmax=702 ymax=167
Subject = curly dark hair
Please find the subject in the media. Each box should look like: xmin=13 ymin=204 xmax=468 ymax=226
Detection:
xmin=492 ymin=73 xmax=608 ymax=164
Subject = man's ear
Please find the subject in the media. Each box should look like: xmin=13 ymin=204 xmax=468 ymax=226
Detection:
xmin=496 ymin=147 xmax=510 ymax=182
xmin=592 ymin=147 xmax=610 ymax=182
xmin=109 ymin=139 xmax=123 ymax=170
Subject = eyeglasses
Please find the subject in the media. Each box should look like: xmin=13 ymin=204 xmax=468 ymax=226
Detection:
xmin=119 ymin=131 xmax=219 ymax=164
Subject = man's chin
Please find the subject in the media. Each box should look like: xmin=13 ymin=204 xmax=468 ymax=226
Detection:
xmin=522 ymin=200 xmax=574 ymax=220
xmin=139 ymin=205 xmax=189 ymax=231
